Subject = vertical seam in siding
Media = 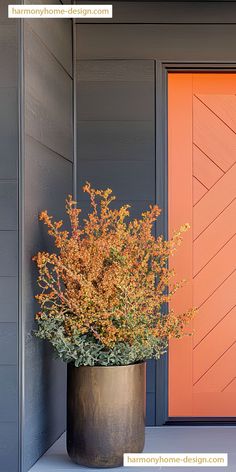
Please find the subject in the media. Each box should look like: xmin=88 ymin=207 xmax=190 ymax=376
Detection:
xmin=72 ymin=19 xmax=77 ymax=200
xmin=154 ymin=59 xmax=157 ymax=426
xmin=18 ymin=10 xmax=25 ymax=472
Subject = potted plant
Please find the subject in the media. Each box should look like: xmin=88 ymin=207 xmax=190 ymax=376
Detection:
xmin=33 ymin=183 xmax=195 ymax=468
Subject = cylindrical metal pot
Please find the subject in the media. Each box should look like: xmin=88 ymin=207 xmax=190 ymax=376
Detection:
xmin=67 ymin=362 xmax=146 ymax=468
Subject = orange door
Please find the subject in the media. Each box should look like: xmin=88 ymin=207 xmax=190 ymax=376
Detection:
xmin=168 ymin=73 xmax=236 ymax=417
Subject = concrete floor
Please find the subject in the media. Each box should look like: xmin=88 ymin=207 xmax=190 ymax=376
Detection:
xmin=29 ymin=426 xmax=236 ymax=471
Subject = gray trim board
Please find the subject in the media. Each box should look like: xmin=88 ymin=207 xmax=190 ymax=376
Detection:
xmin=155 ymin=61 xmax=168 ymax=425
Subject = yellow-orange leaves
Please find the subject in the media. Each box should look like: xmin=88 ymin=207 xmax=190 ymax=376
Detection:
xmin=34 ymin=183 xmax=196 ymax=350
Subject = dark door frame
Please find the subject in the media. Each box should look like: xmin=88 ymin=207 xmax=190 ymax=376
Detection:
xmin=155 ymin=61 xmax=236 ymax=426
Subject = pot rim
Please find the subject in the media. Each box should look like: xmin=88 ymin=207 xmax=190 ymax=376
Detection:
xmin=67 ymin=360 xmax=146 ymax=369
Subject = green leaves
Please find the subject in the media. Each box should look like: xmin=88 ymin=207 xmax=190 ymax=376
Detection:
xmin=35 ymin=315 xmax=168 ymax=366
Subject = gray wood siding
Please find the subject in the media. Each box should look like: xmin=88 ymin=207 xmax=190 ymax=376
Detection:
xmin=77 ymin=24 xmax=236 ymax=61
xmin=76 ymin=1 xmax=236 ymax=24
xmin=0 ymin=1 xmax=19 ymax=471
xmin=22 ymin=8 xmax=73 ymax=470
xmin=76 ymin=59 xmax=156 ymax=425
xmin=0 ymin=422 xmax=18 ymax=472
xmin=23 ymin=137 xmax=72 ymax=470
xmin=24 ymin=25 xmax=73 ymax=161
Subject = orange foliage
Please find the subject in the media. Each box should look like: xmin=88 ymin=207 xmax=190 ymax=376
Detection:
xmin=33 ymin=183 xmax=195 ymax=350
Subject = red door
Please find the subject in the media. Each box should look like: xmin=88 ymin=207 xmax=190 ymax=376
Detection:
xmin=168 ymin=73 xmax=236 ymax=417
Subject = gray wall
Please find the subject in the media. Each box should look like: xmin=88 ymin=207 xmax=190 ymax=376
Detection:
xmin=0 ymin=2 xmax=74 ymax=468
xmin=76 ymin=59 xmax=157 ymax=425
xmin=0 ymin=1 xmax=19 ymax=471
xmin=21 ymin=2 xmax=74 ymax=470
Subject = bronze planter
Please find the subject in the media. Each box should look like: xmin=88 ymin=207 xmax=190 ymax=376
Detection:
xmin=67 ymin=362 xmax=146 ymax=468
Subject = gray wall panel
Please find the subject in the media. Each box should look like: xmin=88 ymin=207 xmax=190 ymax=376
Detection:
xmin=77 ymin=160 xmax=155 ymax=201
xmin=24 ymin=136 xmax=73 ymax=228
xmin=0 ymin=366 xmax=18 ymax=422
xmin=77 ymin=24 xmax=236 ymax=61
xmin=78 ymin=59 xmax=154 ymax=81
xmin=77 ymin=60 xmax=154 ymax=121
xmin=0 ymin=323 xmax=17 ymax=364
xmin=0 ymin=277 xmax=18 ymax=322
xmin=23 ymin=342 xmax=66 ymax=468
xmin=77 ymin=121 xmax=155 ymax=162
xmin=0 ymin=26 xmax=18 ymax=87
xmin=0 ymin=422 xmax=18 ymax=472
xmin=23 ymin=136 xmax=73 ymax=470
xmin=25 ymin=0 xmax=72 ymax=75
xmin=0 ymin=232 xmax=17 ymax=276
xmin=23 ymin=8 xmax=73 ymax=468
xmin=146 ymin=360 xmax=156 ymax=394
xmin=0 ymin=88 xmax=18 ymax=179
xmin=0 ymin=182 xmax=17 ymax=230
xmin=77 ymin=82 xmax=153 ymax=121
xmin=0 ymin=0 xmax=12 ymax=21
xmin=24 ymin=24 xmax=73 ymax=161
xmin=146 ymin=393 xmax=156 ymax=427
xmin=76 ymin=59 xmax=156 ymax=425
xmin=0 ymin=2 xmax=18 ymax=469
xmin=76 ymin=1 xmax=236 ymax=24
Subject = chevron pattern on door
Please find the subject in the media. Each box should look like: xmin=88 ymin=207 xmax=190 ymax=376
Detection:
xmin=168 ymin=73 xmax=236 ymax=417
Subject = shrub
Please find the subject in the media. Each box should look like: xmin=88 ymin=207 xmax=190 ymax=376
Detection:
xmin=33 ymin=183 xmax=195 ymax=366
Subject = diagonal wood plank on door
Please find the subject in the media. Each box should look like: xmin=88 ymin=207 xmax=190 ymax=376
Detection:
xmin=193 ymin=342 xmax=236 ymax=392
xmin=193 ymin=176 xmax=207 ymax=205
xmin=193 ymin=306 xmax=236 ymax=383
xmin=194 ymin=162 xmax=236 ymax=239
xmin=193 ymin=270 xmax=236 ymax=347
xmin=193 ymin=234 xmax=236 ymax=308
xmin=193 ymin=144 xmax=223 ymax=189
xmin=193 ymin=95 xmax=236 ymax=171
xmin=193 ymin=198 xmax=236 ymax=275
xmin=222 ymin=377 xmax=236 ymax=393
xmin=196 ymin=94 xmax=236 ymax=133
